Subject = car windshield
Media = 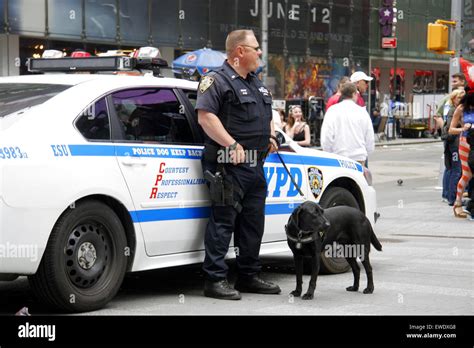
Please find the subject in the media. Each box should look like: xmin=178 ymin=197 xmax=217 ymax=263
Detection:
xmin=0 ymin=83 xmax=72 ymax=117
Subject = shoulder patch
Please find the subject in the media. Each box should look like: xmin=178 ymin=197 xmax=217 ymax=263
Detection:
xmin=199 ymin=76 xmax=215 ymax=93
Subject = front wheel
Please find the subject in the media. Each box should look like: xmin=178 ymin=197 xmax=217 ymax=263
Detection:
xmin=318 ymin=187 xmax=360 ymax=274
xmin=29 ymin=200 xmax=128 ymax=312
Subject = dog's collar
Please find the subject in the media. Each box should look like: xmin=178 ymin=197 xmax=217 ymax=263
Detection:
xmin=285 ymin=215 xmax=325 ymax=249
xmin=286 ymin=232 xmax=319 ymax=244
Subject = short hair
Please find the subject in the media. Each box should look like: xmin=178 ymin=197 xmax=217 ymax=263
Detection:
xmin=340 ymin=82 xmax=358 ymax=100
xmin=452 ymin=73 xmax=466 ymax=83
xmin=338 ymin=76 xmax=350 ymax=88
xmin=225 ymin=30 xmax=254 ymax=56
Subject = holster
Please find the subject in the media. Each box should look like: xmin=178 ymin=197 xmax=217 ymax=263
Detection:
xmin=204 ymin=169 xmax=244 ymax=213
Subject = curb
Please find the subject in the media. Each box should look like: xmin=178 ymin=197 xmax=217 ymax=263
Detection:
xmin=310 ymin=139 xmax=442 ymax=151
xmin=375 ymin=139 xmax=442 ymax=147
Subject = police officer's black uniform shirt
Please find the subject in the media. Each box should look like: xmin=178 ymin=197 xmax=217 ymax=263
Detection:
xmin=195 ymin=61 xmax=273 ymax=152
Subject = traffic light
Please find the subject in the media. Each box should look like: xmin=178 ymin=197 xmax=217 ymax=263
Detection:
xmin=427 ymin=23 xmax=449 ymax=51
xmin=427 ymin=20 xmax=456 ymax=55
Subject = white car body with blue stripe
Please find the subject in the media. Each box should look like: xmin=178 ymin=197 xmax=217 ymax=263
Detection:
xmin=0 ymin=73 xmax=376 ymax=312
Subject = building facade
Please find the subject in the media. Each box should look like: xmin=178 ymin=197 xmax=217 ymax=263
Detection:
xmin=0 ymin=0 xmax=371 ymax=101
xmin=1 ymin=0 xmax=469 ymax=103
xmin=369 ymin=0 xmax=453 ymax=108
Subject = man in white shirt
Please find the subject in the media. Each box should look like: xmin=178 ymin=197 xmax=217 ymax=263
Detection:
xmin=321 ymin=83 xmax=375 ymax=166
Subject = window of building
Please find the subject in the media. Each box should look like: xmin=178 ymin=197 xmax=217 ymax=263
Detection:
xmin=111 ymin=88 xmax=194 ymax=144
xmin=0 ymin=0 xmax=4 ymax=33
xmin=152 ymin=0 xmax=179 ymax=46
xmin=9 ymin=0 xmax=45 ymax=36
xmin=85 ymin=0 xmax=117 ymax=41
xmin=119 ymin=0 xmax=149 ymax=45
xmin=48 ymin=0 xmax=83 ymax=38
xmin=76 ymin=98 xmax=111 ymax=141
xmin=179 ymin=0 xmax=208 ymax=48
xmin=436 ymin=71 xmax=449 ymax=94
xmin=413 ymin=70 xmax=434 ymax=94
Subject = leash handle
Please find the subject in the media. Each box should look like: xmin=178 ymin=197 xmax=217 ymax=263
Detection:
xmin=275 ymin=151 xmax=307 ymax=200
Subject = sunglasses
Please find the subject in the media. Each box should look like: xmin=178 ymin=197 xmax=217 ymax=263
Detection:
xmin=242 ymin=45 xmax=261 ymax=52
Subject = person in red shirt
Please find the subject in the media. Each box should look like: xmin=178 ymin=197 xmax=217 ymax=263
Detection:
xmin=326 ymin=76 xmax=350 ymax=112
xmin=350 ymin=71 xmax=374 ymax=108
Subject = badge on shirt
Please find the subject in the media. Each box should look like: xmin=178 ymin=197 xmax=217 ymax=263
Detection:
xmin=199 ymin=76 xmax=215 ymax=93
xmin=259 ymin=87 xmax=270 ymax=97
xmin=240 ymin=89 xmax=248 ymax=95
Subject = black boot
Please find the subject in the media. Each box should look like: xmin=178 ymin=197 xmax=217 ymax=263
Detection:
xmin=235 ymin=274 xmax=281 ymax=294
xmin=204 ymin=279 xmax=241 ymax=300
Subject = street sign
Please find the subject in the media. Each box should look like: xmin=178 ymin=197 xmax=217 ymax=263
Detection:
xmin=382 ymin=37 xmax=398 ymax=49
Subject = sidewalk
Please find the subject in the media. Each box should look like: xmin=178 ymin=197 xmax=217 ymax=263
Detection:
xmin=311 ymin=137 xmax=442 ymax=150
xmin=375 ymin=137 xmax=442 ymax=147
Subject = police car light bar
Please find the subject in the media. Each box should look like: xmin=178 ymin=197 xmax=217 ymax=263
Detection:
xmin=28 ymin=56 xmax=134 ymax=73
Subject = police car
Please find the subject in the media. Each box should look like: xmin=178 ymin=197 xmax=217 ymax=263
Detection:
xmin=0 ymin=49 xmax=377 ymax=312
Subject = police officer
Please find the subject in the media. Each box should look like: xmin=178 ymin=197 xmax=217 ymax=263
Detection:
xmin=196 ymin=30 xmax=280 ymax=300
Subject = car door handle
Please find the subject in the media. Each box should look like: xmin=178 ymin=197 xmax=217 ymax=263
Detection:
xmin=121 ymin=157 xmax=147 ymax=167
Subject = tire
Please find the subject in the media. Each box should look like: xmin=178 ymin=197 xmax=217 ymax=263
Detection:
xmin=318 ymin=187 xmax=360 ymax=274
xmin=29 ymin=200 xmax=128 ymax=313
xmin=319 ymin=187 xmax=360 ymax=210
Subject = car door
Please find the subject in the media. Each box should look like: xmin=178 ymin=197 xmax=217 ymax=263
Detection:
xmin=110 ymin=87 xmax=209 ymax=256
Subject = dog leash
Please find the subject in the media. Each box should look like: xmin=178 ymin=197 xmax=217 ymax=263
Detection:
xmin=274 ymin=150 xmax=307 ymax=201
xmin=274 ymin=149 xmax=324 ymax=250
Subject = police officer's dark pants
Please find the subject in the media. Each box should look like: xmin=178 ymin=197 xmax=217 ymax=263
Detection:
xmin=202 ymin=161 xmax=266 ymax=281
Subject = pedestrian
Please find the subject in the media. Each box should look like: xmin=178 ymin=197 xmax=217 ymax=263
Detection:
xmin=284 ymin=105 xmax=311 ymax=147
xmin=196 ymin=29 xmax=281 ymax=300
xmin=466 ymin=129 xmax=474 ymax=219
xmin=277 ymin=108 xmax=287 ymax=130
xmin=350 ymin=71 xmax=374 ymax=108
xmin=320 ymin=82 xmax=375 ymax=166
xmin=450 ymin=86 xmax=474 ymax=218
xmin=325 ymin=76 xmax=350 ymax=111
xmin=371 ymin=101 xmax=382 ymax=133
xmin=434 ymin=73 xmax=466 ymax=138
xmin=442 ymin=89 xmax=465 ymax=206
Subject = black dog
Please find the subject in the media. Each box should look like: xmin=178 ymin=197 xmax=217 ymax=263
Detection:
xmin=286 ymin=201 xmax=382 ymax=300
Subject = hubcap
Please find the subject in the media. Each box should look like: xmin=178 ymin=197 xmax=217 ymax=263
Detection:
xmin=77 ymin=242 xmax=97 ymax=270
xmin=65 ymin=223 xmax=111 ymax=289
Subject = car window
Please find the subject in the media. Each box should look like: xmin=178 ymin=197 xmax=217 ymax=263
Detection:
xmin=75 ymin=98 xmax=111 ymax=141
xmin=111 ymin=88 xmax=194 ymax=144
xmin=182 ymin=89 xmax=197 ymax=109
xmin=0 ymin=83 xmax=71 ymax=117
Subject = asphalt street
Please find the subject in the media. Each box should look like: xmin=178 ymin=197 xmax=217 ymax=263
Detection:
xmin=1 ymin=141 xmax=472 ymax=316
